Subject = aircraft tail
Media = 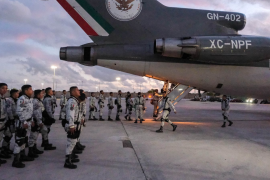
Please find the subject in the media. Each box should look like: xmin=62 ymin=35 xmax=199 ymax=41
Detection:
xmin=57 ymin=0 xmax=245 ymax=44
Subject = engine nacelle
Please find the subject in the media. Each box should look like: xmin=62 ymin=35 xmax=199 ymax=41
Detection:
xmin=59 ymin=46 xmax=96 ymax=66
xmin=155 ymin=36 xmax=270 ymax=64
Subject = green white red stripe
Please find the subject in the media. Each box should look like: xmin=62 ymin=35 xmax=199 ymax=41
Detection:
xmin=57 ymin=0 xmax=114 ymax=36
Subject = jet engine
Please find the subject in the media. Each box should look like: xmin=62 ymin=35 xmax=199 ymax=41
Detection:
xmin=155 ymin=36 xmax=270 ymax=64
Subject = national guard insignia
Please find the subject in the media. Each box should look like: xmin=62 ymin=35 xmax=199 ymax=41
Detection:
xmin=70 ymin=105 xmax=74 ymax=111
xmin=106 ymin=0 xmax=142 ymax=21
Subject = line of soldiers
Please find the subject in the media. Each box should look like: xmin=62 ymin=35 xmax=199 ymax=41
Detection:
xmin=0 ymin=83 xmax=57 ymax=168
xmin=86 ymin=90 xmax=147 ymax=123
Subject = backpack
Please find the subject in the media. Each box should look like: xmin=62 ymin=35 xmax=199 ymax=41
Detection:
xmin=114 ymin=99 xmax=118 ymax=105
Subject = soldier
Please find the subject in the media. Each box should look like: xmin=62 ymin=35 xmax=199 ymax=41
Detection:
xmin=134 ymin=92 xmax=145 ymax=124
xmin=124 ymin=94 xmax=133 ymax=121
xmin=152 ymin=91 xmax=160 ymax=118
xmin=75 ymin=89 xmax=86 ymax=151
xmin=88 ymin=92 xmax=97 ymax=120
xmin=125 ymin=92 xmax=131 ymax=114
xmin=64 ymin=86 xmax=81 ymax=169
xmin=98 ymin=90 xmax=105 ymax=121
xmin=42 ymin=88 xmax=56 ymax=149
xmin=221 ymin=95 xmax=233 ymax=128
xmin=156 ymin=91 xmax=177 ymax=133
xmin=0 ymin=83 xmax=9 ymax=165
xmin=2 ymin=89 xmax=19 ymax=156
xmin=115 ymin=90 xmax=122 ymax=121
xmin=52 ymin=90 xmax=57 ymax=115
xmin=107 ymin=92 xmax=114 ymax=121
xmin=12 ymin=85 xmax=35 ymax=168
xmin=59 ymin=90 xmax=67 ymax=121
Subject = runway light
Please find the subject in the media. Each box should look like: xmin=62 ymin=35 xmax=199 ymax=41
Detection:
xmin=149 ymin=96 xmax=152 ymax=98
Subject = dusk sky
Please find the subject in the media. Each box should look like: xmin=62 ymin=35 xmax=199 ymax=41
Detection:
xmin=0 ymin=0 xmax=269 ymax=92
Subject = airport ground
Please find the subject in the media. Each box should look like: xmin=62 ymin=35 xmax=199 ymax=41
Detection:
xmin=1 ymin=99 xmax=270 ymax=180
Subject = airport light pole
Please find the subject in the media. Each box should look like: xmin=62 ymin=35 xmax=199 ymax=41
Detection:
xmin=96 ymin=86 xmax=98 ymax=92
xmin=24 ymin=79 xmax=28 ymax=85
xmin=41 ymin=83 xmax=44 ymax=89
xmin=51 ymin=66 xmax=57 ymax=90
xmin=116 ymin=77 xmax=121 ymax=90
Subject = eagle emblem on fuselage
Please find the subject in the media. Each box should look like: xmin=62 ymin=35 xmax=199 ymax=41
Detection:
xmin=115 ymin=0 xmax=134 ymax=11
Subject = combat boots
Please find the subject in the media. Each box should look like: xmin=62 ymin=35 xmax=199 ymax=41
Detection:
xmin=124 ymin=115 xmax=128 ymax=120
xmin=12 ymin=154 xmax=25 ymax=168
xmin=93 ymin=116 xmax=98 ymax=121
xmin=171 ymin=124 xmax=177 ymax=131
xmin=115 ymin=115 xmax=120 ymax=121
xmin=108 ymin=116 xmax=113 ymax=121
xmin=221 ymin=122 xmax=226 ymax=128
xmin=64 ymin=155 xmax=77 ymax=169
xmin=156 ymin=126 xmax=163 ymax=133
xmin=0 ymin=158 xmax=7 ymax=165
xmin=72 ymin=146 xmax=82 ymax=154
xmin=77 ymin=141 xmax=86 ymax=149
xmin=3 ymin=145 xmax=13 ymax=154
xmin=228 ymin=120 xmax=233 ymax=126
xmin=20 ymin=149 xmax=34 ymax=162
xmin=0 ymin=148 xmax=11 ymax=159
xmin=28 ymin=147 xmax=39 ymax=158
xmin=128 ymin=117 xmax=133 ymax=121
xmin=43 ymin=140 xmax=56 ymax=150
xmin=134 ymin=120 xmax=138 ymax=123
xmin=33 ymin=144 xmax=43 ymax=154
xmin=75 ymin=142 xmax=84 ymax=151
xmin=99 ymin=116 xmax=105 ymax=121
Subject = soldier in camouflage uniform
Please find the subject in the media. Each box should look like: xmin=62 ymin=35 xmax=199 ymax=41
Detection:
xmin=75 ymin=90 xmax=86 ymax=152
xmin=59 ymin=90 xmax=67 ymax=120
xmin=42 ymin=88 xmax=56 ymax=149
xmin=115 ymin=90 xmax=122 ymax=121
xmin=52 ymin=90 xmax=57 ymax=115
xmin=12 ymin=85 xmax=35 ymax=168
xmin=107 ymin=92 xmax=114 ymax=121
xmin=98 ymin=90 xmax=105 ymax=121
xmin=64 ymin=86 xmax=81 ymax=169
xmin=0 ymin=83 xmax=9 ymax=166
xmin=2 ymin=89 xmax=19 ymax=156
xmin=88 ymin=92 xmax=97 ymax=120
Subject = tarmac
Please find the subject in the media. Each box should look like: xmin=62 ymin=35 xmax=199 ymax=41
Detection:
xmin=1 ymin=99 xmax=270 ymax=180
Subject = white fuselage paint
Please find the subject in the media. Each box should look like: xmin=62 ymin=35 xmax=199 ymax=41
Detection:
xmin=98 ymin=59 xmax=270 ymax=98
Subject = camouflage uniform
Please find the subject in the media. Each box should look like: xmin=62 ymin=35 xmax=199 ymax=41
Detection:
xmin=65 ymin=96 xmax=80 ymax=155
xmin=134 ymin=96 xmax=145 ymax=121
xmin=98 ymin=94 xmax=105 ymax=117
xmin=51 ymin=95 xmax=57 ymax=115
xmin=43 ymin=95 xmax=54 ymax=133
xmin=221 ymin=99 xmax=230 ymax=122
xmin=125 ymin=98 xmax=133 ymax=120
xmin=0 ymin=94 xmax=8 ymax=156
xmin=14 ymin=95 xmax=33 ymax=154
xmin=2 ymin=97 xmax=17 ymax=152
xmin=116 ymin=94 xmax=122 ymax=120
xmin=60 ymin=94 xmax=67 ymax=120
xmin=29 ymin=98 xmax=48 ymax=147
xmin=108 ymin=96 xmax=114 ymax=117
xmin=160 ymin=97 xmax=176 ymax=126
xmin=88 ymin=96 xmax=96 ymax=120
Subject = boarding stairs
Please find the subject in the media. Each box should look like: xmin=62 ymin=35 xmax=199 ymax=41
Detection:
xmin=157 ymin=81 xmax=193 ymax=112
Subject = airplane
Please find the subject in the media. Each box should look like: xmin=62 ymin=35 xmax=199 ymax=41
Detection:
xmin=57 ymin=0 xmax=270 ymax=102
